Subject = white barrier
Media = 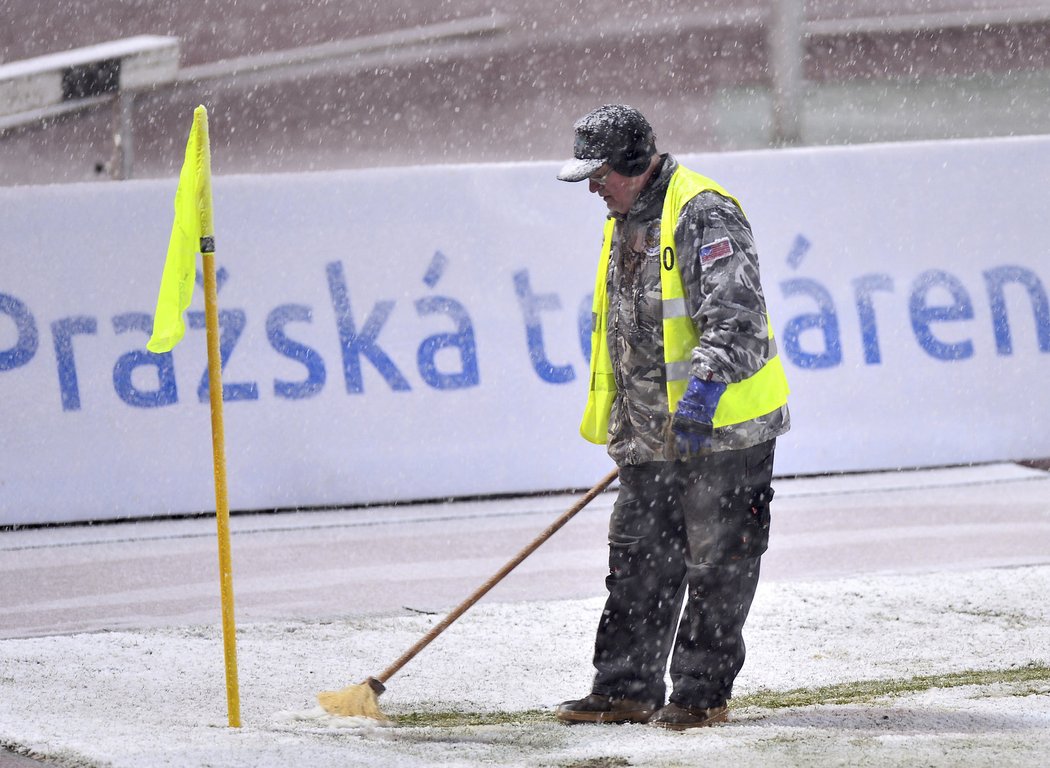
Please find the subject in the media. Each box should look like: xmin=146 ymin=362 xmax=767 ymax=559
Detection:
xmin=2 ymin=135 xmax=1049 ymax=525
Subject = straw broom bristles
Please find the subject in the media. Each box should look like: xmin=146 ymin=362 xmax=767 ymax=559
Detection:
xmin=317 ymin=678 xmax=390 ymax=721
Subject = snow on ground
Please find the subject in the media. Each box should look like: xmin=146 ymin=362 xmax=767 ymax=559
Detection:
xmin=2 ymin=564 xmax=1049 ymax=767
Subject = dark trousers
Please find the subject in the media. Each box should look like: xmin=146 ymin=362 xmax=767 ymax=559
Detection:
xmin=590 ymin=439 xmax=776 ymax=709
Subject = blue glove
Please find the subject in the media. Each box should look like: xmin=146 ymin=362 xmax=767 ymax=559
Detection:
xmin=671 ymin=376 xmax=727 ymax=454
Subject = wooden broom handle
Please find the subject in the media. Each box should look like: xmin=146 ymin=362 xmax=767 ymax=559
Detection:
xmin=374 ymin=467 xmax=619 ymax=685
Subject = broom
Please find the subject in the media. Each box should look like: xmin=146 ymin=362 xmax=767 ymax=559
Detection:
xmin=317 ymin=467 xmax=619 ymax=720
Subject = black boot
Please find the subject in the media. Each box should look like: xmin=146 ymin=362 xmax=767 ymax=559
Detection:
xmin=555 ymin=693 xmax=660 ymax=724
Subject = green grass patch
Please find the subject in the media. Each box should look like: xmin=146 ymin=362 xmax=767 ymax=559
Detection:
xmin=390 ymin=664 xmax=1050 ymax=727
xmin=733 ymin=663 xmax=1050 ymax=710
xmin=392 ymin=709 xmax=550 ymax=728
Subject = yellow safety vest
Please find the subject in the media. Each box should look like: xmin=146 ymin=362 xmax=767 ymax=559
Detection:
xmin=580 ymin=166 xmax=790 ymax=445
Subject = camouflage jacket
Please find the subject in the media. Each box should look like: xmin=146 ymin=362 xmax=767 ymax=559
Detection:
xmin=604 ymin=154 xmax=790 ymax=466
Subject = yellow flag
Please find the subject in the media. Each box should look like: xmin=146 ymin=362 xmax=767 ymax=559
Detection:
xmin=147 ymin=105 xmax=214 ymax=353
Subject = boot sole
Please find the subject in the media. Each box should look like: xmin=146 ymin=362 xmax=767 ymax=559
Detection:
xmin=555 ymin=708 xmax=656 ymax=725
xmin=648 ymin=709 xmax=729 ymax=730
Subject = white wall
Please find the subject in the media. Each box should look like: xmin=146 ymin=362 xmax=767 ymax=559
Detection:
xmin=2 ymin=135 xmax=1049 ymax=525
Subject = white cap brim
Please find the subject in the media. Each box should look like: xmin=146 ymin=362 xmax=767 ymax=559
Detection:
xmin=557 ymin=157 xmax=605 ymax=182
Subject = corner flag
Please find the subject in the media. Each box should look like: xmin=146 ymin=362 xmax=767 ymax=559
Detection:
xmin=147 ymin=105 xmax=213 ymax=353
xmin=144 ymin=105 xmax=241 ymax=729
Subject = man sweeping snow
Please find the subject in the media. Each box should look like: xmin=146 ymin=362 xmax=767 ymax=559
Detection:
xmin=555 ymin=104 xmax=790 ymax=730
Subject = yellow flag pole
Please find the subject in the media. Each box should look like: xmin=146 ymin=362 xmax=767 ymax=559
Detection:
xmin=203 ymin=249 xmax=240 ymax=729
xmin=195 ymin=107 xmax=241 ymax=729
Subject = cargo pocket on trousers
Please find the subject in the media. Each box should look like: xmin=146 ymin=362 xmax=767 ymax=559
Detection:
xmin=718 ymin=486 xmax=773 ymax=562
xmin=606 ymin=537 xmax=641 ymax=590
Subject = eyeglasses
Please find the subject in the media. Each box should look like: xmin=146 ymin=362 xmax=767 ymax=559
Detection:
xmin=588 ymin=166 xmax=613 ymax=186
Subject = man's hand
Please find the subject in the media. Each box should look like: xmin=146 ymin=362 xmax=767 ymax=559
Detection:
xmin=671 ymin=377 xmax=727 ymax=454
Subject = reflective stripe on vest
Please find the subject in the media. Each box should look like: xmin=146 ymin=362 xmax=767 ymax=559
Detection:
xmin=580 ymin=166 xmax=790 ymax=445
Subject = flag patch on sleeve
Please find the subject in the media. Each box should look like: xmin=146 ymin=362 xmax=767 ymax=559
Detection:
xmin=699 ymin=237 xmax=733 ymax=265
